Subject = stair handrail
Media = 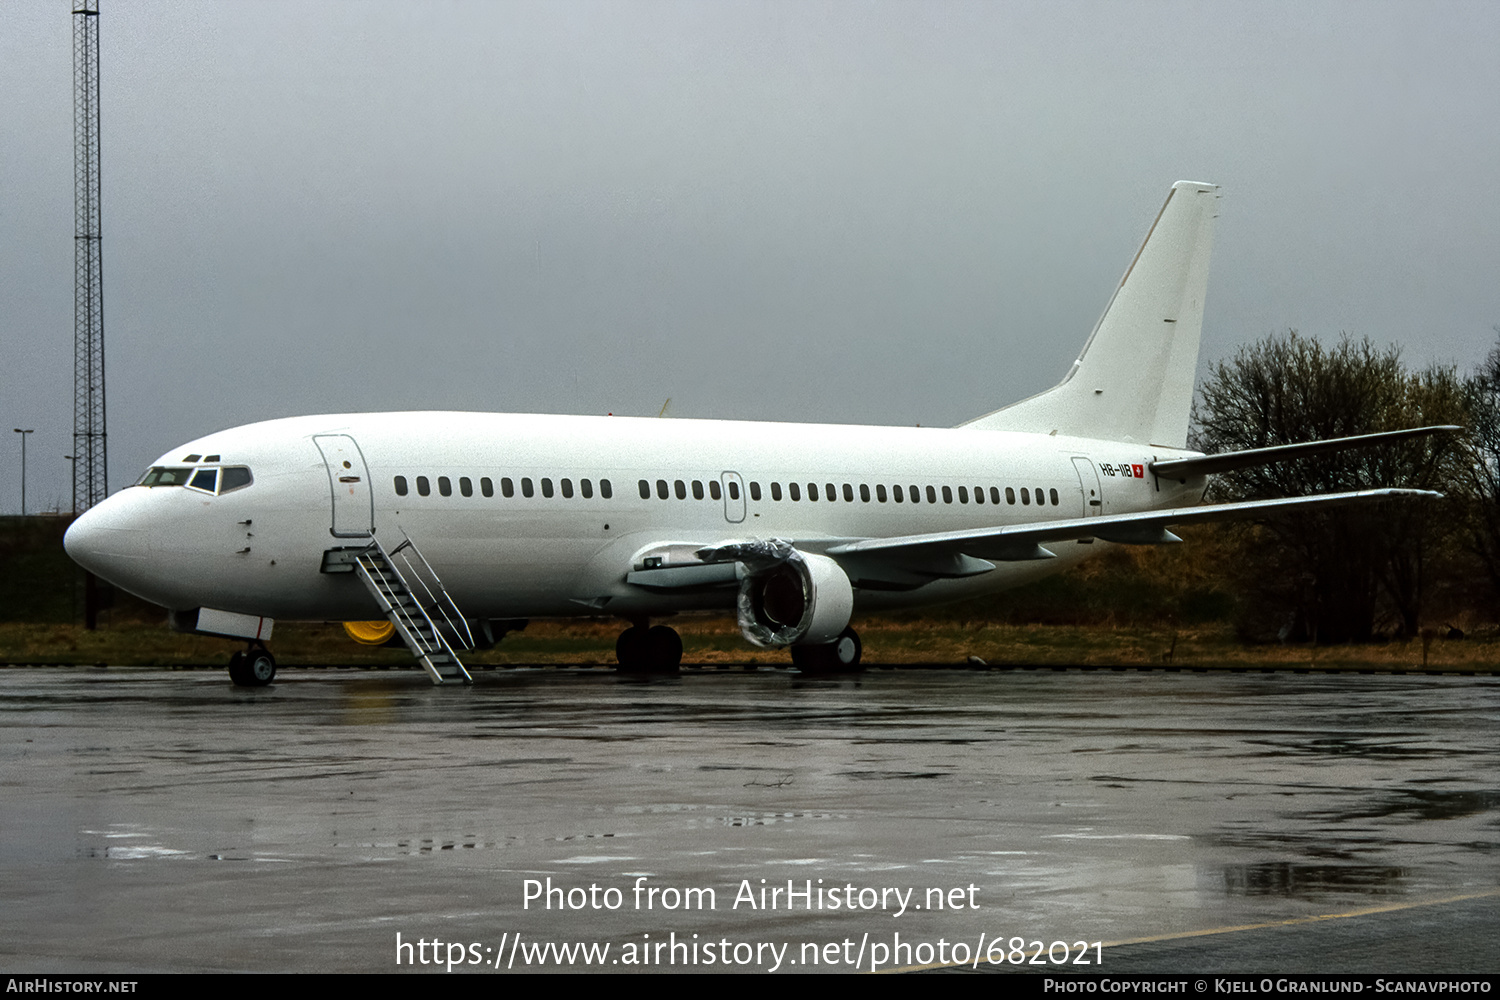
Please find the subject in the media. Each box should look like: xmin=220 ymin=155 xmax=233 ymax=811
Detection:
xmin=361 ymin=537 xmax=447 ymax=654
xmin=388 ymin=530 xmax=477 ymax=650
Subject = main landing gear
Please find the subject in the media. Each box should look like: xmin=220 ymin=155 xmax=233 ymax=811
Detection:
xmin=615 ymin=621 xmax=683 ymax=673
xmin=790 ymin=627 xmax=863 ymax=675
xmin=228 ymin=642 xmax=276 ymax=687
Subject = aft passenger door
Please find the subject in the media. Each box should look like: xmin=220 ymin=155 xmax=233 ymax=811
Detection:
xmin=313 ymin=434 xmax=374 ymax=538
xmin=1072 ymin=457 xmax=1103 ymax=517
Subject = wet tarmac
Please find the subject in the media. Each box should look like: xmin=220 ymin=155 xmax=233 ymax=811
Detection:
xmin=1 ymin=666 xmax=1497 ymax=974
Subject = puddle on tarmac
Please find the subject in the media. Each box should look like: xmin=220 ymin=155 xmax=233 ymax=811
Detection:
xmin=1222 ymin=861 xmax=1409 ymax=897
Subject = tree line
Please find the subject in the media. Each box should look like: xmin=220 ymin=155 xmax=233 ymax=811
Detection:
xmin=1190 ymin=330 xmax=1500 ymax=642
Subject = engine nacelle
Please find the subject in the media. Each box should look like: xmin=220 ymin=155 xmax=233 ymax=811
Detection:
xmin=736 ymin=550 xmax=853 ymax=648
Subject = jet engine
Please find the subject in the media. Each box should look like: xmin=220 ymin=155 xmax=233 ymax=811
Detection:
xmin=736 ymin=549 xmax=853 ymax=648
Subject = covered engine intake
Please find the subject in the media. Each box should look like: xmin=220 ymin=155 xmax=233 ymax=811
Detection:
xmin=736 ymin=549 xmax=853 ymax=648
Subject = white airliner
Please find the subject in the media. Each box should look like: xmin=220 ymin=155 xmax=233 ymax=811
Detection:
xmin=64 ymin=182 xmax=1448 ymax=685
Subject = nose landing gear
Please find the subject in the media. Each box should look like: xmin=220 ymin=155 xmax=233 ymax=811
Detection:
xmin=228 ymin=643 xmax=277 ymax=687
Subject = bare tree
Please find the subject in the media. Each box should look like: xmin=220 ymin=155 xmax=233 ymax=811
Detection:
xmin=1193 ymin=332 xmax=1466 ymax=641
xmin=1460 ymin=331 xmax=1500 ymax=596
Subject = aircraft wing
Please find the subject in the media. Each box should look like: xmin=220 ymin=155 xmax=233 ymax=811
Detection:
xmin=823 ymin=488 xmax=1440 ymax=563
xmin=1150 ymin=426 xmax=1461 ymax=480
xmin=629 ymin=489 xmax=1438 ymax=595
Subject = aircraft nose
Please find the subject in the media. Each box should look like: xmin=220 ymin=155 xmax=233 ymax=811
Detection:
xmin=64 ymin=494 xmax=152 ymax=581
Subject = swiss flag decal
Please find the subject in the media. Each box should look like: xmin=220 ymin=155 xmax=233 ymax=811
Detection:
xmin=1132 ymin=464 xmax=1144 ymax=478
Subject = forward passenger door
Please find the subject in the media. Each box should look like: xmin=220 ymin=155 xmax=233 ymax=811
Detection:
xmin=313 ymin=434 xmax=375 ymax=538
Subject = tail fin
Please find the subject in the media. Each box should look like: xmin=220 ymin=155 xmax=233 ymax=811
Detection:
xmin=962 ymin=181 xmax=1220 ymax=447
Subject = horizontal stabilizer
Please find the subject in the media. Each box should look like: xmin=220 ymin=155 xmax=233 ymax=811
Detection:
xmin=826 ymin=488 xmax=1439 ymax=561
xmin=1151 ymin=426 xmax=1462 ymax=480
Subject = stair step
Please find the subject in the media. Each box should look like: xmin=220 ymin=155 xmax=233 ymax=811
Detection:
xmin=354 ymin=537 xmax=472 ymax=686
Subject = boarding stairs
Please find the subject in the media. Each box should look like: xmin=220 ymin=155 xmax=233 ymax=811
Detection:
xmin=353 ymin=534 xmax=475 ymax=685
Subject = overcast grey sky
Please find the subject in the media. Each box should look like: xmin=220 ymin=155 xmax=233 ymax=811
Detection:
xmin=4 ymin=0 xmax=1499 ymax=513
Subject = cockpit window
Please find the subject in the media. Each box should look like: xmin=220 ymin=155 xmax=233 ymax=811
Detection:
xmin=188 ymin=468 xmax=219 ymax=494
xmin=135 ymin=465 xmax=253 ymax=494
xmin=138 ymin=467 xmax=195 ymax=487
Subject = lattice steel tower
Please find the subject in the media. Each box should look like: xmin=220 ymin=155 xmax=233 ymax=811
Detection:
xmin=73 ymin=3 xmax=107 ymax=513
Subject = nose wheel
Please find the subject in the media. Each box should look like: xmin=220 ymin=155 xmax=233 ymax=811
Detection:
xmin=228 ymin=644 xmax=277 ymax=687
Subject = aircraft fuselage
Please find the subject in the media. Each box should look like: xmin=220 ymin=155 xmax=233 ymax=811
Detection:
xmin=65 ymin=410 xmax=1205 ymax=623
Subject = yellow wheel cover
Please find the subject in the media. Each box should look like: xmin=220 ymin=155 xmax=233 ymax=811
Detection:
xmin=344 ymin=620 xmax=395 ymax=645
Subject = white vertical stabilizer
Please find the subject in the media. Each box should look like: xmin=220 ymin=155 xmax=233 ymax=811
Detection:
xmin=962 ymin=181 xmax=1220 ymax=447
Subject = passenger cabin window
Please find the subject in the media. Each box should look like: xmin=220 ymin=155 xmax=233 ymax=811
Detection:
xmin=876 ymin=484 xmax=887 ymax=503
xmin=580 ymin=479 xmax=593 ymax=499
xmin=561 ymin=478 xmax=573 ymax=498
xmin=522 ymin=478 xmax=534 ymax=498
xmin=789 ymin=482 xmax=801 ymax=501
xmin=460 ymin=477 xmax=473 ymax=497
xmin=771 ymin=482 xmax=783 ymax=501
xmin=481 ymin=477 xmax=494 ymax=498
xmin=1050 ymin=488 xmax=1060 ymax=505
xmin=750 ymin=482 xmax=762 ymax=501
xmin=541 ymin=478 xmax=554 ymax=498
xmin=394 ymin=476 xmax=408 ymax=497
xmin=417 ymin=476 xmax=431 ymax=497
xmin=729 ymin=481 xmax=740 ymax=501
xmin=502 ymin=477 xmax=515 ymax=498
xmin=438 ymin=476 xmax=452 ymax=497
xmin=600 ymin=479 xmax=613 ymax=499
xmin=656 ymin=480 xmax=669 ymax=500
xmin=639 ymin=480 xmax=650 ymax=499
xmin=1020 ymin=488 xmax=1030 ymax=505
xmin=859 ymin=484 xmax=870 ymax=502
xmin=1006 ymin=487 xmax=1016 ymax=504
xmin=893 ymin=485 xmax=903 ymax=503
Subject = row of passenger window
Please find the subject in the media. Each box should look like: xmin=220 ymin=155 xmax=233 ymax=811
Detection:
xmin=759 ymin=482 xmax=1060 ymax=507
xmin=639 ymin=479 xmax=740 ymax=501
xmin=637 ymin=478 xmax=1061 ymax=506
xmin=394 ymin=474 xmax=1061 ymax=508
xmin=394 ymin=475 xmax=614 ymax=500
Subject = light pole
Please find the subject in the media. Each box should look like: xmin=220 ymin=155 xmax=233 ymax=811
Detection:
xmin=13 ymin=429 xmax=33 ymax=516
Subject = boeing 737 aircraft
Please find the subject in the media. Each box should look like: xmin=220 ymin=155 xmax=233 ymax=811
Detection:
xmin=64 ymin=182 xmax=1449 ymax=685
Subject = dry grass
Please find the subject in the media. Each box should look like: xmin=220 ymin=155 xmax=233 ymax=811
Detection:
xmin=3 ymin=616 xmax=1496 ymax=673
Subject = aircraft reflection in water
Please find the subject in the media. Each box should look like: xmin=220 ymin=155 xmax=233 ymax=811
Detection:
xmin=65 ymin=182 xmax=1449 ymax=685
